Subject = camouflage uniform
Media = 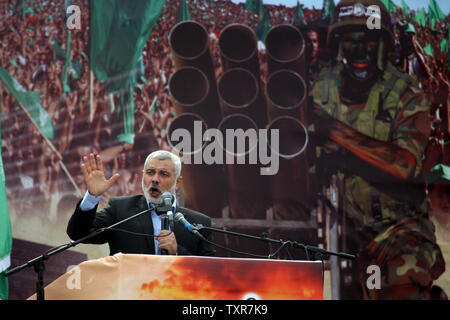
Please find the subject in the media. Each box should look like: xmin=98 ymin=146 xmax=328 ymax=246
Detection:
xmin=312 ymin=22 xmax=446 ymax=298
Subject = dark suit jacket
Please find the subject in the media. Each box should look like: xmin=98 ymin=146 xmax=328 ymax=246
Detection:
xmin=67 ymin=195 xmax=216 ymax=256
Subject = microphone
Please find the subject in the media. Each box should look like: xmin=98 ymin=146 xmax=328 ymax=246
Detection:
xmin=160 ymin=192 xmax=174 ymax=230
xmin=156 ymin=192 xmax=174 ymax=215
xmin=160 ymin=214 xmax=169 ymax=255
xmin=161 ymin=192 xmax=173 ymax=207
xmin=167 ymin=210 xmax=174 ymax=230
xmin=159 ymin=192 xmax=174 ymax=255
xmin=174 ymin=212 xmax=205 ymax=241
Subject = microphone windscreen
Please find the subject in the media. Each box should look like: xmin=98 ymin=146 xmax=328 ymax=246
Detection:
xmin=161 ymin=192 xmax=173 ymax=206
xmin=174 ymin=212 xmax=184 ymax=223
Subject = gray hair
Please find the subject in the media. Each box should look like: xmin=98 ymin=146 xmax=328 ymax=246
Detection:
xmin=144 ymin=150 xmax=182 ymax=179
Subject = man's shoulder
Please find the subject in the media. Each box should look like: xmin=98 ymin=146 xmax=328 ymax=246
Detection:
xmin=177 ymin=206 xmax=212 ymax=222
xmin=382 ymin=63 xmax=421 ymax=89
xmin=108 ymin=194 xmax=146 ymax=206
xmin=380 ymin=64 xmax=428 ymax=106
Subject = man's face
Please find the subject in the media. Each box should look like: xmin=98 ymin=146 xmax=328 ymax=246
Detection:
xmin=142 ymin=158 xmax=182 ymax=204
xmin=306 ymin=30 xmax=320 ymax=63
xmin=340 ymin=31 xmax=380 ymax=80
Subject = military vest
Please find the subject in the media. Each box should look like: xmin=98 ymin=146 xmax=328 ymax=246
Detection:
xmin=312 ymin=63 xmax=429 ymax=232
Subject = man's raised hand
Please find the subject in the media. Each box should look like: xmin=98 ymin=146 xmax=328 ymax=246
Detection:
xmin=81 ymin=153 xmax=120 ymax=196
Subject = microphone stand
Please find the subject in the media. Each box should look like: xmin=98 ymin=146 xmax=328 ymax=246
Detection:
xmin=155 ymin=199 xmax=173 ymax=256
xmin=193 ymin=224 xmax=356 ymax=261
xmin=160 ymin=214 xmax=169 ymax=255
xmin=4 ymin=206 xmax=154 ymax=300
xmin=193 ymin=224 xmax=355 ymax=295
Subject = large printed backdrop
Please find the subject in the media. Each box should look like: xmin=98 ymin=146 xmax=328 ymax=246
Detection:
xmin=0 ymin=0 xmax=449 ymax=299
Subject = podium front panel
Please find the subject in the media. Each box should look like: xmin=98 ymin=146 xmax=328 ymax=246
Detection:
xmin=29 ymin=254 xmax=323 ymax=300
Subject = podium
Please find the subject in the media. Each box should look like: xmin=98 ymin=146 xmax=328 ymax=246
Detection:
xmin=28 ymin=254 xmax=323 ymax=299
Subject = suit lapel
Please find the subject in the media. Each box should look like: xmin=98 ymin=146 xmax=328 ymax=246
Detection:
xmin=133 ymin=196 xmax=156 ymax=254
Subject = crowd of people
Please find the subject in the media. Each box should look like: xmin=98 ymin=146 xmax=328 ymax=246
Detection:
xmin=389 ymin=8 xmax=450 ymax=159
xmin=0 ymin=0 xmax=301 ymax=220
xmin=0 ymin=0 xmax=448 ymax=224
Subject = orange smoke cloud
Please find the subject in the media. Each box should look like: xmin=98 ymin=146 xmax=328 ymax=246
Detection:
xmin=140 ymin=257 xmax=322 ymax=300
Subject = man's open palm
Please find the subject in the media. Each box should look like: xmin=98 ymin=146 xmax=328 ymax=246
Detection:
xmin=81 ymin=153 xmax=120 ymax=196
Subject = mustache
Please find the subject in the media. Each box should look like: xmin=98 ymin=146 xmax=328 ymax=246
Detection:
xmin=148 ymin=183 xmax=162 ymax=193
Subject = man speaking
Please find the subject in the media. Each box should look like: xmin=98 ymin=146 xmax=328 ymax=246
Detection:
xmin=67 ymin=150 xmax=215 ymax=257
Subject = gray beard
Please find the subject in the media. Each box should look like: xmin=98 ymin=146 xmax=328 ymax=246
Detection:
xmin=142 ymin=179 xmax=176 ymax=204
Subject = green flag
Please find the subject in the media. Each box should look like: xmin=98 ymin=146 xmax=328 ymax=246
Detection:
xmin=60 ymin=0 xmax=74 ymax=95
xmin=381 ymin=0 xmax=396 ymax=13
xmin=70 ymin=59 xmax=83 ymax=80
xmin=401 ymin=0 xmax=409 ymax=15
xmin=9 ymin=59 xmax=18 ymax=68
xmin=176 ymin=0 xmax=190 ymax=23
xmin=428 ymin=6 xmax=437 ymax=29
xmin=90 ymin=0 xmax=165 ymax=144
xmin=245 ymin=0 xmax=264 ymax=17
xmin=17 ymin=0 xmax=34 ymax=19
xmin=51 ymin=40 xmax=66 ymax=61
xmin=52 ymin=40 xmax=83 ymax=80
xmin=13 ymin=0 xmax=26 ymax=18
xmin=256 ymin=0 xmax=264 ymax=17
xmin=423 ymin=44 xmax=434 ymax=56
xmin=0 ymin=67 xmax=54 ymax=139
xmin=13 ymin=0 xmax=25 ymax=14
xmin=414 ymin=8 xmax=427 ymax=27
xmin=322 ymin=0 xmax=335 ymax=20
xmin=429 ymin=0 xmax=445 ymax=20
xmin=440 ymin=37 xmax=448 ymax=53
xmin=115 ymin=87 xmax=135 ymax=145
xmin=61 ymin=31 xmax=72 ymax=95
xmin=0 ymin=101 xmax=12 ymax=300
xmin=428 ymin=0 xmax=445 ymax=29
xmin=296 ymin=0 xmax=304 ymax=18
xmin=89 ymin=0 xmax=166 ymax=93
xmin=245 ymin=0 xmax=255 ymax=12
xmin=255 ymin=9 xmax=272 ymax=42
